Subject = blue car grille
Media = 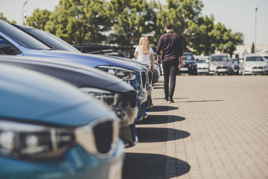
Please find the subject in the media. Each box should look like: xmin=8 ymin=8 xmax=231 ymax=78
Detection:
xmin=147 ymin=71 xmax=153 ymax=84
xmin=93 ymin=121 xmax=113 ymax=154
xmin=121 ymin=91 xmax=137 ymax=108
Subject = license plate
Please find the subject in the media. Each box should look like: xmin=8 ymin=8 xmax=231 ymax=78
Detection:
xmin=198 ymin=69 xmax=208 ymax=73
xmin=180 ymin=68 xmax=188 ymax=71
xmin=108 ymin=160 xmax=123 ymax=179
xmin=253 ymin=69 xmax=262 ymax=72
xmin=217 ymin=69 xmax=226 ymax=72
xmin=234 ymin=70 xmax=237 ymax=72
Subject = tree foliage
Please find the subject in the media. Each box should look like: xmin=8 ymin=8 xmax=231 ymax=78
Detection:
xmin=24 ymin=0 xmax=244 ymax=56
xmin=0 ymin=12 xmax=16 ymax=24
xmin=26 ymin=9 xmax=51 ymax=31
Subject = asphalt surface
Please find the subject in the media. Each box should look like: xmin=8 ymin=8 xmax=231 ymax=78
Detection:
xmin=123 ymin=75 xmax=268 ymax=179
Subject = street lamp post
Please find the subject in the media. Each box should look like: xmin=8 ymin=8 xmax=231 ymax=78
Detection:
xmin=255 ymin=7 xmax=258 ymax=53
xmin=22 ymin=1 xmax=28 ymax=24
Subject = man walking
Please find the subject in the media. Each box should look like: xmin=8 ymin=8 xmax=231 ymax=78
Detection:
xmin=156 ymin=22 xmax=183 ymax=103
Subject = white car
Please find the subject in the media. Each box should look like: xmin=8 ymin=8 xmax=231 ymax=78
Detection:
xmin=195 ymin=56 xmax=209 ymax=74
xmin=242 ymin=54 xmax=268 ymax=75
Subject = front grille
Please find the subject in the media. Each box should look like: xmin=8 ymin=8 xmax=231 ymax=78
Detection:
xmin=198 ymin=67 xmax=208 ymax=70
xmin=184 ymin=64 xmax=190 ymax=68
xmin=217 ymin=66 xmax=227 ymax=69
xmin=253 ymin=66 xmax=263 ymax=69
xmin=121 ymin=91 xmax=137 ymax=108
xmin=93 ymin=121 xmax=113 ymax=154
xmin=147 ymin=71 xmax=153 ymax=84
xmin=140 ymin=71 xmax=146 ymax=88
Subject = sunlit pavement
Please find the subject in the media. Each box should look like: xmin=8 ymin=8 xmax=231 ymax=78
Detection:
xmin=123 ymin=75 xmax=268 ymax=179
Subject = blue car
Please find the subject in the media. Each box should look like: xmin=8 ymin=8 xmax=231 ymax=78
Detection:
xmin=0 ymin=55 xmax=138 ymax=146
xmin=0 ymin=64 xmax=124 ymax=179
xmin=0 ymin=20 xmax=147 ymax=121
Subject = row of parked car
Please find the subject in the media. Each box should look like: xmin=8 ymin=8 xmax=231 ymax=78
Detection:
xmin=174 ymin=52 xmax=268 ymax=75
xmin=0 ymin=20 xmax=160 ymax=178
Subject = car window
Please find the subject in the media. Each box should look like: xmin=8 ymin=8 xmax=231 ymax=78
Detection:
xmin=211 ymin=56 xmax=230 ymax=62
xmin=232 ymin=59 xmax=239 ymax=64
xmin=26 ymin=28 xmax=80 ymax=53
xmin=0 ymin=38 xmax=18 ymax=55
xmin=246 ymin=57 xmax=264 ymax=62
xmin=183 ymin=54 xmax=194 ymax=60
xmin=197 ymin=60 xmax=206 ymax=63
xmin=0 ymin=20 xmax=50 ymax=50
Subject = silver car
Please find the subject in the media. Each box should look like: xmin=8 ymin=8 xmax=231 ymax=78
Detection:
xmin=241 ymin=54 xmax=268 ymax=75
xmin=209 ymin=54 xmax=234 ymax=75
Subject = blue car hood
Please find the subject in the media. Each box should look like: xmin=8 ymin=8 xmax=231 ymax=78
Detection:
xmin=19 ymin=47 xmax=142 ymax=72
xmin=0 ymin=65 xmax=117 ymax=127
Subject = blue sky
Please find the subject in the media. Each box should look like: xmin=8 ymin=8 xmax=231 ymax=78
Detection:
xmin=0 ymin=0 xmax=267 ymax=46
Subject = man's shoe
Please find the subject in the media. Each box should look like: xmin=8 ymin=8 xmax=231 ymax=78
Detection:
xmin=165 ymin=97 xmax=168 ymax=102
xmin=168 ymin=97 xmax=174 ymax=103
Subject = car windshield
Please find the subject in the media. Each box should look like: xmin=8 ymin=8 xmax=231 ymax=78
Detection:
xmin=246 ymin=57 xmax=264 ymax=62
xmin=183 ymin=54 xmax=195 ymax=60
xmin=0 ymin=20 xmax=50 ymax=50
xmin=26 ymin=28 xmax=80 ymax=53
xmin=211 ymin=56 xmax=230 ymax=62
xmin=197 ymin=60 xmax=207 ymax=63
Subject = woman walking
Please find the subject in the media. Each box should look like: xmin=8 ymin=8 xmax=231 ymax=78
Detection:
xmin=134 ymin=36 xmax=155 ymax=72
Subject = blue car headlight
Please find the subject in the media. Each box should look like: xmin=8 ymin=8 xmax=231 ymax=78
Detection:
xmin=0 ymin=118 xmax=119 ymax=160
xmin=80 ymin=87 xmax=119 ymax=107
xmin=96 ymin=66 xmax=136 ymax=80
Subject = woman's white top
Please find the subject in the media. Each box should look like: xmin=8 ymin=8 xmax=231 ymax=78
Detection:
xmin=135 ymin=46 xmax=154 ymax=69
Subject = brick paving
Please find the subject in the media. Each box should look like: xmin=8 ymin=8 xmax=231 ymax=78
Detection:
xmin=123 ymin=75 xmax=268 ymax=179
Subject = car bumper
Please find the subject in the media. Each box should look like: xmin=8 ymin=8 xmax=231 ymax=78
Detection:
xmin=0 ymin=140 xmax=125 ymax=179
xmin=197 ymin=69 xmax=208 ymax=73
xmin=245 ymin=69 xmax=266 ymax=74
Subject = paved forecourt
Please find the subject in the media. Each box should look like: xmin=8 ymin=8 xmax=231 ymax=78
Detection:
xmin=123 ymin=75 xmax=268 ymax=179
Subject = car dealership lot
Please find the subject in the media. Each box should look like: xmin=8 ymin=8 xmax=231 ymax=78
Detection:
xmin=123 ymin=75 xmax=268 ymax=179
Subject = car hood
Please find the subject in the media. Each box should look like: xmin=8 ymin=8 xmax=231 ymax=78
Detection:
xmin=210 ymin=61 xmax=232 ymax=66
xmin=0 ymin=65 xmax=116 ymax=127
xmin=0 ymin=56 xmax=134 ymax=92
xmin=19 ymin=47 xmax=142 ymax=72
xmin=244 ymin=61 xmax=267 ymax=66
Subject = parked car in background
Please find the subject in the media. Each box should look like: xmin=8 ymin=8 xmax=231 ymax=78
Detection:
xmin=0 ymin=56 xmax=138 ymax=147
xmin=231 ymin=58 xmax=241 ymax=75
xmin=209 ymin=54 xmax=234 ymax=75
xmin=0 ymin=20 xmax=148 ymax=121
xmin=153 ymin=53 xmax=163 ymax=75
xmin=179 ymin=52 xmax=197 ymax=75
xmin=241 ymin=54 xmax=268 ymax=75
xmin=0 ymin=64 xmax=124 ymax=179
xmin=195 ymin=56 xmax=209 ymax=75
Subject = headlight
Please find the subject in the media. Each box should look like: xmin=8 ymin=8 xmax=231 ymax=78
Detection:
xmin=80 ymin=87 xmax=119 ymax=106
xmin=0 ymin=119 xmax=75 ymax=160
xmin=96 ymin=66 xmax=136 ymax=80
xmin=0 ymin=118 xmax=119 ymax=160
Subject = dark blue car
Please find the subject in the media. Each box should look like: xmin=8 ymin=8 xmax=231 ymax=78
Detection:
xmin=0 ymin=64 xmax=124 ymax=179
xmin=0 ymin=20 xmax=147 ymax=121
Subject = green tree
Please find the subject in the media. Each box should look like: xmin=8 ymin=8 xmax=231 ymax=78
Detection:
xmin=107 ymin=0 xmax=153 ymax=49
xmin=26 ymin=9 xmax=51 ymax=31
xmin=187 ymin=15 xmax=215 ymax=55
xmin=210 ymin=22 xmax=243 ymax=56
xmin=45 ymin=0 xmax=109 ymax=45
xmin=0 ymin=12 xmax=16 ymax=24
xmin=251 ymin=42 xmax=255 ymax=53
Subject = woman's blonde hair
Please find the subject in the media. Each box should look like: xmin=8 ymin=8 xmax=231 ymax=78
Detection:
xmin=139 ymin=36 xmax=150 ymax=55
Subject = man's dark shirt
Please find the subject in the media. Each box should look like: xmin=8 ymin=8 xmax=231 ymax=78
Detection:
xmin=156 ymin=31 xmax=183 ymax=63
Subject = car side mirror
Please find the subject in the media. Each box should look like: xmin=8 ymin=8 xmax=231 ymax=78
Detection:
xmin=206 ymin=60 xmax=209 ymax=63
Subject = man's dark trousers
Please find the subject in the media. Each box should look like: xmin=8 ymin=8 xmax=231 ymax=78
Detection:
xmin=163 ymin=59 xmax=178 ymax=99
